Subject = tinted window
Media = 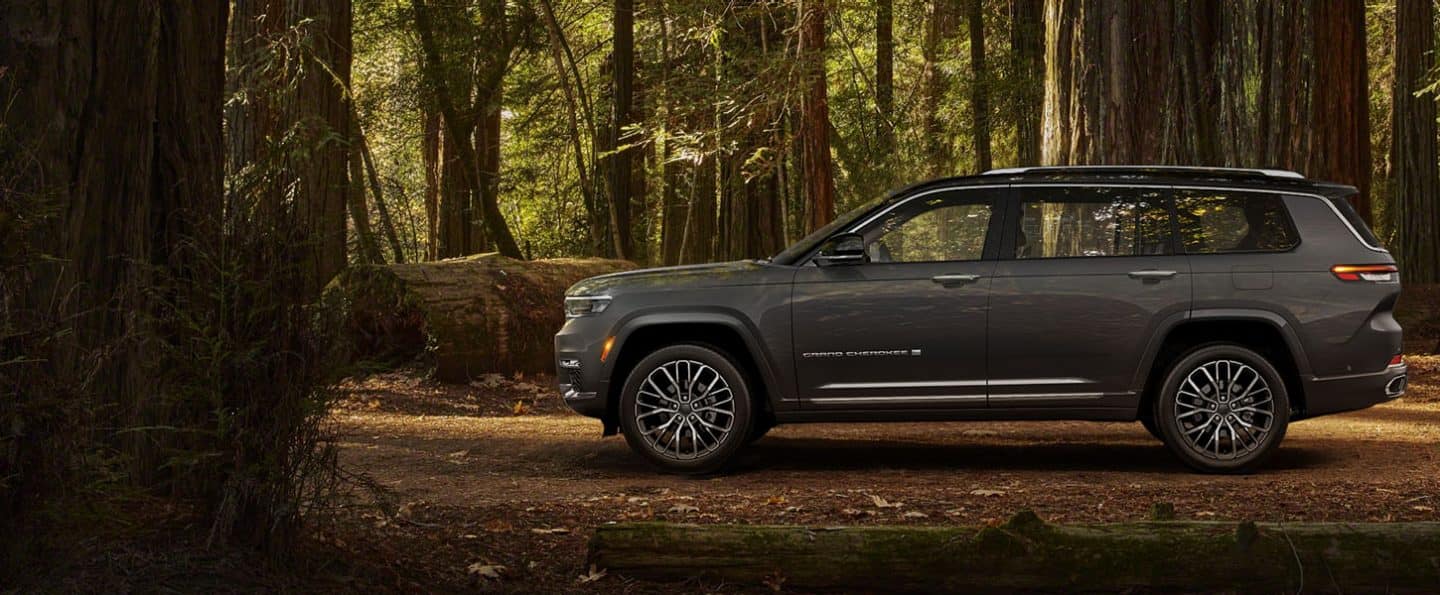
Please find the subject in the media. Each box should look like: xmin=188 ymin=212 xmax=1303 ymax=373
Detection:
xmin=1327 ymin=195 xmax=1383 ymax=249
xmin=1176 ymin=191 xmax=1297 ymax=254
xmin=1014 ymin=188 xmax=1170 ymax=259
xmin=865 ymin=196 xmax=992 ymax=263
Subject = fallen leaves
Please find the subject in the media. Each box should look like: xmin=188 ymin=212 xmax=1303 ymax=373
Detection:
xmin=467 ymin=563 xmax=505 ymax=580
xmin=969 ymin=489 xmax=1007 ymax=497
xmin=666 ymin=504 xmax=700 ymax=515
xmin=577 ymin=565 xmax=607 ymax=584
xmin=870 ymin=495 xmax=903 ymax=508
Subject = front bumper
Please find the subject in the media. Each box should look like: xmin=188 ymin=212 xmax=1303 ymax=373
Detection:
xmin=554 ymin=318 xmax=613 ymax=419
xmin=1300 ymin=362 xmax=1407 ymax=418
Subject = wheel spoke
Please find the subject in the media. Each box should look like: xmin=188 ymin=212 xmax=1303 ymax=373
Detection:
xmin=635 ymin=358 xmax=736 ymax=461
xmin=1175 ymin=359 xmax=1274 ymax=462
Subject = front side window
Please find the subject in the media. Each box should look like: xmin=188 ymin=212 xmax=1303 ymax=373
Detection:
xmin=1014 ymin=188 xmax=1171 ymax=259
xmin=1176 ymin=191 xmax=1297 ymax=254
xmin=865 ymin=196 xmax=993 ymax=263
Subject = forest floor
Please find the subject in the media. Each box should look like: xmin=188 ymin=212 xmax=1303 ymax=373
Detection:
xmin=313 ymin=358 xmax=1440 ymax=592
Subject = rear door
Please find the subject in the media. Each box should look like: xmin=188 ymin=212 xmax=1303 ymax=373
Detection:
xmin=987 ymin=185 xmax=1190 ymax=410
xmin=791 ymin=186 xmax=1003 ymax=410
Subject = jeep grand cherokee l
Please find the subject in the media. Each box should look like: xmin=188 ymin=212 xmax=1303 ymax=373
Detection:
xmin=555 ymin=166 xmax=1406 ymax=474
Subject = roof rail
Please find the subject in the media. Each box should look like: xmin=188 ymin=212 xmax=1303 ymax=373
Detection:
xmin=982 ymin=165 xmax=1306 ymax=179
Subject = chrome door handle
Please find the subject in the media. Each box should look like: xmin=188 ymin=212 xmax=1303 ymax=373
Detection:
xmin=1128 ymin=270 xmax=1178 ymax=280
xmin=932 ymin=274 xmax=981 ymax=285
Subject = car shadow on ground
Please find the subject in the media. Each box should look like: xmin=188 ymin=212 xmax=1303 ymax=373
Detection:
xmin=721 ymin=436 xmax=1339 ymax=475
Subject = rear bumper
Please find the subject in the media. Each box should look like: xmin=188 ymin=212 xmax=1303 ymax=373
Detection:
xmin=1300 ymin=363 xmax=1407 ymax=418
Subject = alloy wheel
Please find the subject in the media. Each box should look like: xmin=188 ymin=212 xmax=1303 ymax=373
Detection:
xmin=632 ymin=359 xmax=736 ymax=460
xmin=1173 ymin=359 xmax=1276 ymax=460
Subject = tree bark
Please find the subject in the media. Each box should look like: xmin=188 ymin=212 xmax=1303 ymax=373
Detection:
xmin=348 ymin=130 xmax=384 ymax=265
xmin=590 ymin=517 xmax=1440 ymax=591
xmin=356 ymin=119 xmax=406 ymax=263
xmin=1010 ymin=0 xmax=1043 ymax=166
xmin=967 ymin=0 xmax=991 ymax=173
xmin=799 ymin=0 xmax=836 ymax=232
xmin=609 ymin=0 xmax=637 ymax=260
xmin=1309 ymin=0 xmax=1372 ymax=224
xmin=422 ymin=108 xmax=441 ymax=260
xmin=876 ymin=0 xmax=895 ymax=153
xmin=1390 ymin=0 xmax=1440 ymax=283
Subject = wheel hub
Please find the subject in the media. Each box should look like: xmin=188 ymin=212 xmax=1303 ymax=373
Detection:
xmin=1174 ymin=359 xmax=1275 ymax=461
xmin=633 ymin=359 xmax=735 ymax=461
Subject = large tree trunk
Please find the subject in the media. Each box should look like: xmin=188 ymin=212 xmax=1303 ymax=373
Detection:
xmin=326 ymin=256 xmax=636 ymax=381
xmin=798 ymin=0 xmax=836 ymax=232
xmin=1256 ymin=0 xmax=1313 ymax=171
xmin=967 ymin=0 xmax=991 ymax=173
xmin=422 ymin=108 xmax=442 ymax=260
xmin=1309 ymin=0 xmax=1371 ymax=223
xmin=1041 ymin=0 xmax=1225 ymax=166
xmin=0 ymin=0 xmax=226 ymax=540
xmin=609 ymin=0 xmax=637 ymax=260
xmin=1390 ymin=0 xmax=1440 ymax=284
xmin=1009 ymin=0 xmax=1043 ymax=166
xmin=591 ymin=517 xmax=1440 ymax=591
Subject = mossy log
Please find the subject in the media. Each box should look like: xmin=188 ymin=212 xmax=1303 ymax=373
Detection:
xmin=589 ymin=513 xmax=1440 ymax=591
xmin=324 ymin=254 xmax=634 ymax=381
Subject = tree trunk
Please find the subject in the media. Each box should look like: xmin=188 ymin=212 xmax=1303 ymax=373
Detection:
xmin=1010 ymin=0 xmax=1043 ymax=166
xmin=356 ymin=119 xmax=406 ymax=263
xmin=295 ymin=0 xmax=353 ymax=295
xmin=539 ymin=0 xmax=604 ymax=255
xmin=1309 ymin=0 xmax=1372 ymax=224
xmin=609 ymin=0 xmax=637 ymax=260
xmin=326 ymin=256 xmax=637 ymax=381
xmin=1041 ymin=0 xmax=1226 ymax=166
xmin=422 ymin=108 xmax=441 ymax=260
xmin=1256 ymin=0 xmax=1313 ymax=171
xmin=348 ymin=120 xmax=384 ymax=264
xmin=923 ymin=1 xmax=957 ymax=177
xmin=876 ymin=0 xmax=895 ymax=154
xmin=1390 ymin=0 xmax=1440 ymax=284
xmin=799 ymin=0 xmax=836 ymax=232
xmin=967 ymin=0 xmax=991 ymax=173
xmin=590 ymin=517 xmax=1440 ymax=591
xmin=410 ymin=0 xmax=524 ymax=259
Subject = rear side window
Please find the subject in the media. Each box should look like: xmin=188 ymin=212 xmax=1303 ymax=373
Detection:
xmin=1013 ymin=187 xmax=1171 ymax=259
xmin=1175 ymin=191 xmax=1297 ymax=254
xmin=1327 ymin=195 xmax=1384 ymax=250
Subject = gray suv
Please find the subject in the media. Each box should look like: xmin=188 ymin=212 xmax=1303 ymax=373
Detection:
xmin=555 ymin=166 xmax=1406 ymax=474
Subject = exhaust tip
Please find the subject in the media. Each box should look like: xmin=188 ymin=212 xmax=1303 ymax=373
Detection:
xmin=1386 ymin=375 xmax=1407 ymax=398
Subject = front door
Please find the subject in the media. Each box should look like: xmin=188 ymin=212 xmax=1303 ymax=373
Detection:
xmin=987 ymin=185 xmax=1191 ymax=410
xmin=792 ymin=186 xmax=1004 ymax=409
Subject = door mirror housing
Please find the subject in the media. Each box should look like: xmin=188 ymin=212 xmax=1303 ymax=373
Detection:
xmin=814 ymin=232 xmax=868 ymax=266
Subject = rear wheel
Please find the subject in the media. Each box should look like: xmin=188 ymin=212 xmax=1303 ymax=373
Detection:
xmin=1154 ymin=344 xmax=1290 ymax=474
xmin=618 ymin=344 xmax=753 ymax=475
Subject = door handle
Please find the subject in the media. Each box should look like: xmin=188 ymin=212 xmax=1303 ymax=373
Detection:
xmin=1128 ymin=270 xmax=1178 ymax=280
xmin=932 ymin=274 xmax=981 ymax=285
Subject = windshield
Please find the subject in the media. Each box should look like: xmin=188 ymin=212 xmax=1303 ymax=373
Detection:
xmin=771 ymin=196 xmax=889 ymax=265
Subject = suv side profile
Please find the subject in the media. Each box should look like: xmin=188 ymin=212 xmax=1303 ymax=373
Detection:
xmin=555 ymin=166 xmax=1406 ymax=474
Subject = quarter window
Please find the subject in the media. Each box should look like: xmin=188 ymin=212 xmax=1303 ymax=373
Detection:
xmin=865 ymin=197 xmax=992 ymax=263
xmin=1176 ymin=191 xmax=1297 ymax=254
xmin=1014 ymin=188 xmax=1171 ymax=259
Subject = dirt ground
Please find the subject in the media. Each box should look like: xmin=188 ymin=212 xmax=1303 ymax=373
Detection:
xmin=316 ymin=359 xmax=1440 ymax=592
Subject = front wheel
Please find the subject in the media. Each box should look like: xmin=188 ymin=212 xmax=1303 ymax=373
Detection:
xmin=618 ymin=344 xmax=753 ymax=475
xmin=1154 ymin=344 xmax=1290 ymax=474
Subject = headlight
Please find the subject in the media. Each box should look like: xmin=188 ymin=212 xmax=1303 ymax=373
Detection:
xmin=564 ymin=295 xmax=612 ymax=318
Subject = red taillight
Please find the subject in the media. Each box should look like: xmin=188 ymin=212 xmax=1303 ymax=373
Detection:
xmin=1331 ymin=264 xmax=1398 ymax=282
xmin=1390 ymin=354 xmax=1404 ymax=367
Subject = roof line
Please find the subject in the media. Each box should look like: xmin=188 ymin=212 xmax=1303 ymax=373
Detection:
xmin=982 ymin=165 xmax=1306 ymax=179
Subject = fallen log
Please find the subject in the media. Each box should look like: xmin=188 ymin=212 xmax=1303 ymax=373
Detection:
xmin=589 ymin=513 xmax=1440 ymax=591
xmin=324 ymin=254 xmax=634 ymax=381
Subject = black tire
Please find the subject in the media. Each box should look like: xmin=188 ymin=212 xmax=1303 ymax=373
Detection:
xmin=1154 ymin=344 xmax=1290 ymax=474
xmin=618 ymin=343 xmax=753 ymax=475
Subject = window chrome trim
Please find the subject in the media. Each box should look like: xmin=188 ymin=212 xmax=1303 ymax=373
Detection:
xmin=845 ymin=184 xmax=1011 ymax=233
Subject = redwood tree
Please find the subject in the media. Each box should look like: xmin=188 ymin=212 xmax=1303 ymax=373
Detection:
xmin=1309 ymin=0 xmax=1372 ymax=224
xmin=1390 ymin=0 xmax=1440 ymax=283
xmin=799 ymin=0 xmax=836 ymax=232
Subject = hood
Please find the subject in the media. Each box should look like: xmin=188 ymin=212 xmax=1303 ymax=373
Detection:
xmin=566 ymin=260 xmax=771 ymax=295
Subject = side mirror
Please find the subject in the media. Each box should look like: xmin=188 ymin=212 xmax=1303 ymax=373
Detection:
xmin=814 ymin=232 xmax=867 ymax=266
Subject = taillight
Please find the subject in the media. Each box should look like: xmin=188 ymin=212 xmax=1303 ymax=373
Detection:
xmin=1390 ymin=354 xmax=1405 ymax=367
xmin=1331 ymin=264 xmax=1398 ymax=282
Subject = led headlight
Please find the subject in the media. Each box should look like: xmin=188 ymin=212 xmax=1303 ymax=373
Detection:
xmin=564 ymin=295 xmax=612 ymax=318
